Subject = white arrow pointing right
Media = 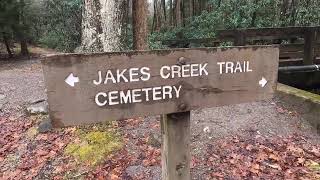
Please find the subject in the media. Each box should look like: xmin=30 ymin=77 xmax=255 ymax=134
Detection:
xmin=259 ymin=77 xmax=268 ymax=88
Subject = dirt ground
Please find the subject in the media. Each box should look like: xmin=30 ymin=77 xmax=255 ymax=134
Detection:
xmin=0 ymin=58 xmax=319 ymax=179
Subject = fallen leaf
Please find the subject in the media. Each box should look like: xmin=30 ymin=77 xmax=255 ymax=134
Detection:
xmin=269 ymin=153 xmax=280 ymax=162
xmin=297 ymin=157 xmax=305 ymax=165
xmin=266 ymin=163 xmax=282 ymax=170
xmin=211 ymin=172 xmax=224 ymax=178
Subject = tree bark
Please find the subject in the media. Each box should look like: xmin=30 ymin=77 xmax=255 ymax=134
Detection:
xmin=175 ymin=0 xmax=182 ymax=26
xmin=101 ymin=0 xmax=127 ymax=52
xmin=162 ymin=0 xmax=167 ymax=22
xmin=280 ymin=0 xmax=289 ymax=26
xmin=183 ymin=0 xmax=193 ymax=24
xmin=20 ymin=39 xmax=29 ymax=56
xmin=193 ymin=0 xmax=200 ymax=16
xmin=289 ymin=0 xmax=297 ymax=26
xmin=132 ymin=0 xmax=148 ymax=50
xmin=81 ymin=0 xmax=103 ymax=52
xmin=2 ymin=33 xmax=13 ymax=58
xmin=250 ymin=0 xmax=258 ymax=27
xmin=81 ymin=0 xmax=127 ymax=52
xmin=18 ymin=0 xmax=29 ymax=56
xmin=169 ymin=0 xmax=173 ymax=26
xmin=152 ymin=0 xmax=167 ymax=32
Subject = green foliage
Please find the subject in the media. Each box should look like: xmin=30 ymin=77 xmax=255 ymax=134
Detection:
xmin=149 ymin=29 xmax=178 ymax=49
xmin=0 ymin=0 xmax=19 ymax=34
xmin=0 ymin=0 xmax=29 ymax=41
xmin=295 ymin=0 xmax=320 ymax=26
xmin=149 ymin=0 xmax=320 ymax=49
xmin=37 ymin=0 xmax=82 ymax=52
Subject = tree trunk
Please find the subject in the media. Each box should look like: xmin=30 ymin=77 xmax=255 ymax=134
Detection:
xmin=2 ymin=33 xmax=13 ymax=58
xmin=175 ymin=0 xmax=182 ymax=26
xmin=101 ymin=0 xmax=127 ymax=51
xmin=169 ymin=0 xmax=173 ymax=26
xmin=152 ymin=0 xmax=166 ymax=32
xmin=250 ymin=0 xmax=258 ymax=27
xmin=280 ymin=0 xmax=289 ymax=26
xmin=162 ymin=0 xmax=167 ymax=22
xmin=193 ymin=0 xmax=200 ymax=16
xmin=289 ymin=0 xmax=297 ymax=26
xmin=132 ymin=0 xmax=148 ymax=50
xmin=20 ymin=39 xmax=29 ymax=56
xmin=18 ymin=0 xmax=29 ymax=56
xmin=81 ymin=0 xmax=127 ymax=52
xmin=200 ymin=0 xmax=207 ymax=12
xmin=183 ymin=0 xmax=193 ymax=24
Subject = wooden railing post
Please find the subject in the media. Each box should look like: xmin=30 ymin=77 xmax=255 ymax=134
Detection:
xmin=161 ymin=111 xmax=191 ymax=180
xmin=304 ymin=28 xmax=317 ymax=65
xmin=234 ymin=30 xmax=246 ymax=46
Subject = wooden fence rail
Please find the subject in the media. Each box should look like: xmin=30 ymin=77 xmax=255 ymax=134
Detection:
xmin=161 ymin=26 xmax=320 ymax=66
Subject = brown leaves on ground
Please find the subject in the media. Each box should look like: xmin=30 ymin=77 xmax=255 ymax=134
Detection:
xmin=0 ymin=114 xmax=73 ymax=179
xmin=1 ymin=113 xmax=320 ymax=179
xmin=206 ymin=134 xmax=320 ymax=179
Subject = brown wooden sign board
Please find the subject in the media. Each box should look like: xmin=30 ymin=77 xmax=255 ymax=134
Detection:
xmin=42 ymin=46 xmax=279 ymax=127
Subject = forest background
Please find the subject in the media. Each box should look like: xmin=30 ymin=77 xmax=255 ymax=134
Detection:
xmin=1 ymin=0 xmax=320 ymax=56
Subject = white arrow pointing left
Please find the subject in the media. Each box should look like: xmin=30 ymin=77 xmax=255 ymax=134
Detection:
xmin=65 ymin=73 xmax=79 ymax=87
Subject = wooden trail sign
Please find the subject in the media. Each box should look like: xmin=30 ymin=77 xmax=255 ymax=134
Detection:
xmin=42 ymin=46 xmax=279 ymax=127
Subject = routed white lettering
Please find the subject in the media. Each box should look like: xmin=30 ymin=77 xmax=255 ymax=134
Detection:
xmin=234 ymin=62 xmax=242 ymax=73
xmin=108 ymin=91 xmax=119 ymax=105
xmin=226 ymin=62 xmax=234 ymax=73
xmin=173 ymin=85 xmax=182 ymax=98
xmin=129 ymin=68 xmax=140 ymax=82
xmin=171 ymin=65 xmax=181 ymax=78
xmin=94 ymin=85 xmax=183 ymax=107
xmin=104 ymin=70 xmax=117 ymax=84
xmin=117 ymin=69 xmax=128 ymax=83
xmin=153 ymin=86 xmax=162 ymax=100
xmin=217 ymin=62 xmax=225 ymax=74
xmin=199 ymin=63 xmax=209 ymax=76
xmin=141 ymin=88 xmax=152 ymax=101
xmin=132 ymin=89 xmax=142 ymax=103
xmin=160 ymin=66 xmax=170 ymax=79
xmin=162 ymin=86 xmax=173 ymax=99
xmin=217 ymin=61 xmax=253 ymax=74
xmin=182 ymin=64 xmax=191 ymax=78
xmin=120 ymin=91 xmax=131 ymax=104
xmin=190 ymin=64 xmax=199 ymax=77
xmin=246 ymin=61 xmax=253 ymax=72
xmin=95 ymin=92 xmax=107 ymax=106
xmin=140 ymin=67 xmax=151 ymax=81
xmin=93 ymin=71 xmax=102 ymax=85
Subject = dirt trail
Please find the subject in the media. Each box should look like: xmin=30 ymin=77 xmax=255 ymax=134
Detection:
xmin=0 ymin=59 xmax=45 ymax=114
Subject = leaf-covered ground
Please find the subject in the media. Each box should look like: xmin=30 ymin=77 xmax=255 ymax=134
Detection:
xmin=0 ymin=58 xmax=319 ymax=179
xmin=0 ymin=111 xmax=319 ymax=179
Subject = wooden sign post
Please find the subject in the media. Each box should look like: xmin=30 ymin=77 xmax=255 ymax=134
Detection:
xmin=161 ymin=112 xmax=191 ymax=180
xmin=42 ymin=46 xmax=279 ymax=179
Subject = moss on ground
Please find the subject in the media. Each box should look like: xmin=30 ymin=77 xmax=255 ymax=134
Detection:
xmin=308 ymin=160 xmax=320 ymax=171
xmin=65 ymin=129 xmax=122 ymax=166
